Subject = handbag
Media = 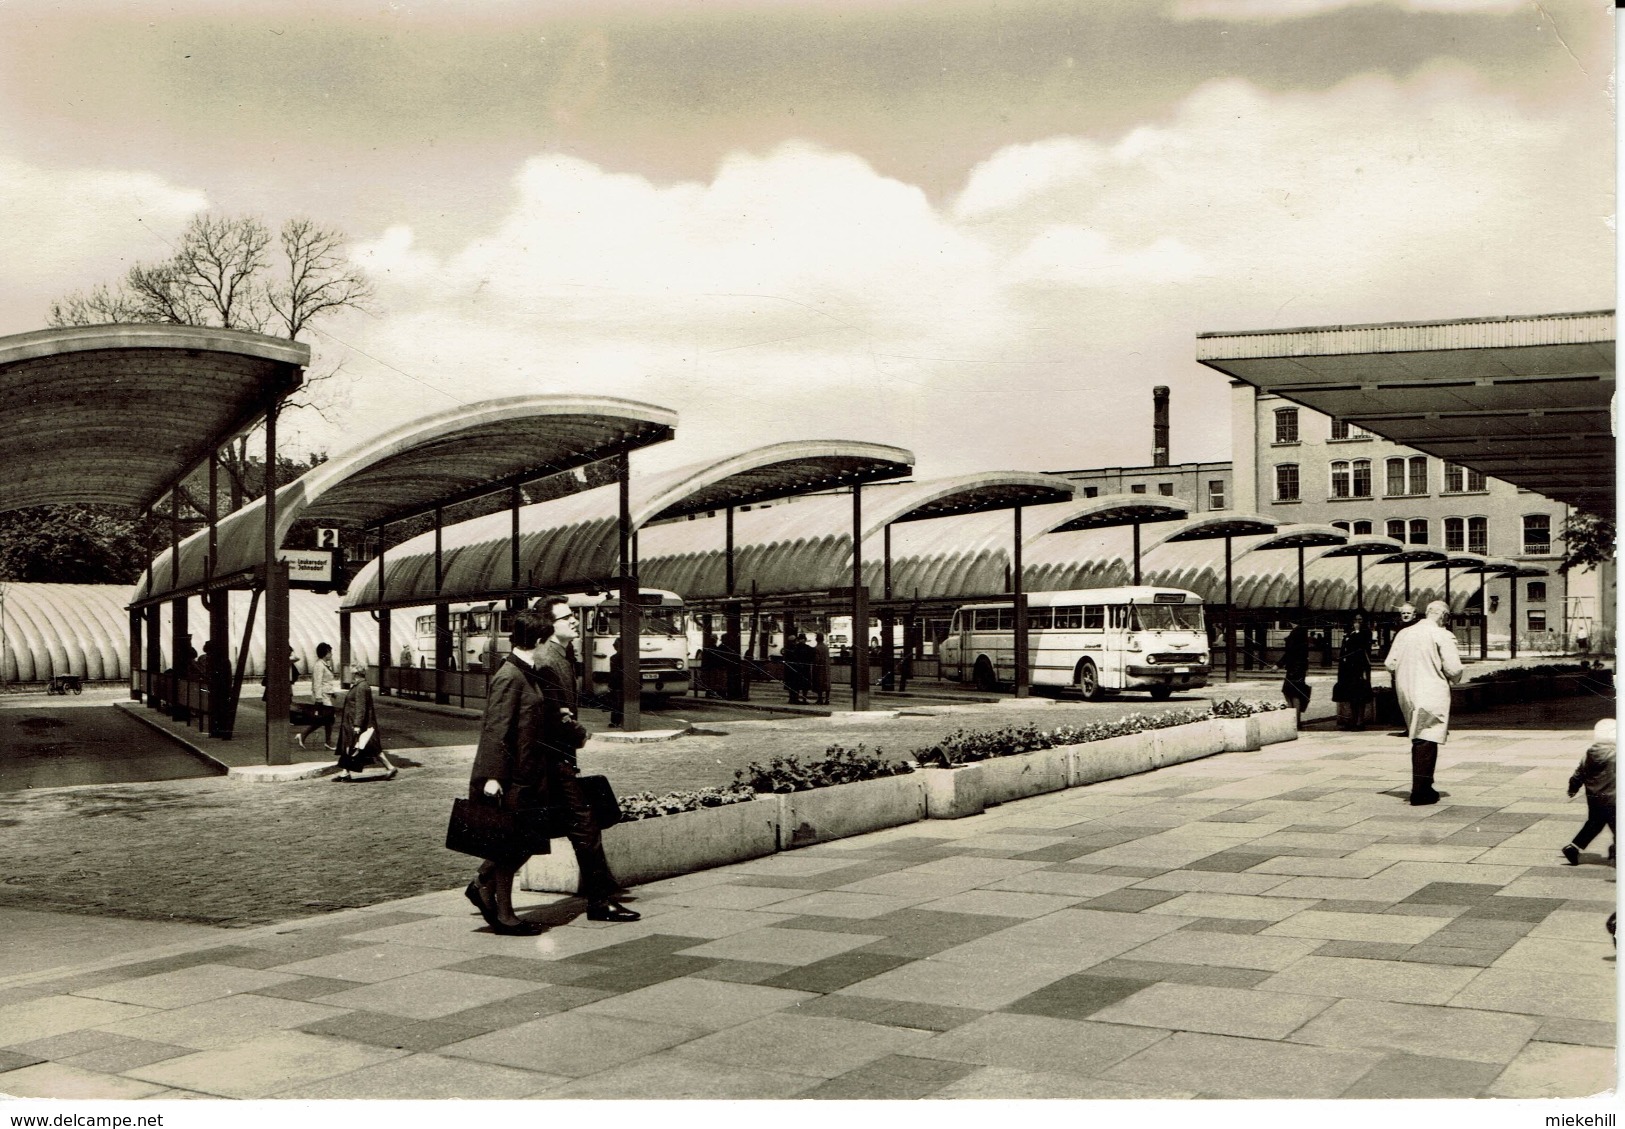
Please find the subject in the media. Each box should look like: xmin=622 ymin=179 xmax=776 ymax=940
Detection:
xmin=444 ymin=797 xmax=555 ymax=859
xmin=356 ymin=727 xmax=375 ymax=751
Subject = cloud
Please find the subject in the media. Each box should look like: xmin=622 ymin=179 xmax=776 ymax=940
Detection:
xmin=0 ymin=154 xmax=207 ymax=300
xmin=1170 ymin=0 xmax=1523 ymax=20
xmin=323 ymin=64 xmax=1607 ymax=479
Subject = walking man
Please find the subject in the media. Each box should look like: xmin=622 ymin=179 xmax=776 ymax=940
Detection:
xmin=1384 ymin=599 xmax=1463 ymax=806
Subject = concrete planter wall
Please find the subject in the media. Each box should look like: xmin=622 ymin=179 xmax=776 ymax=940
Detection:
xmin=1154 ymin=718 xmax=1226 ymax=768
xmin=976 ymin=744 xmax=1073 ymax=805
xmin=776 ymin=772 xmax=926 ymax=849
xmin=1215 ymin=716 xmax=1260 ymax=753
xmin=521 ymin=796 xmax=779 ymax=893
xmin=1255 ymin=708 xmax=1298 ymax=745
xmin=921 ymin=764 xmax=986 ymax=819
xmin=1070 ymin=731 xmax=1158 ymax=787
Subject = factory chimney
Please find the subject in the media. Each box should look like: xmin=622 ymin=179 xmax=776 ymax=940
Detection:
xmin=1152 ymin=385 xmax=1170 ymax=467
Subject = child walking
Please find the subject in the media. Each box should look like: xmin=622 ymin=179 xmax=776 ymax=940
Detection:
xmin=1562 ymin=717 xmax=1615 ymax=866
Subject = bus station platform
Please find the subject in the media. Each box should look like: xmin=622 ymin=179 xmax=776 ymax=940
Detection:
xmin=0 ymin=703 xmax=1613 ymax=1103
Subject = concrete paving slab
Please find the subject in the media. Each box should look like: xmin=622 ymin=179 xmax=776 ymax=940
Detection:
xmin=91 ymin=992 xmax=349 ymax=1050
xmin=909 ymin=1011 xmax=1170 ymax=1076
xmin=1258 ymin=955 xmax=1483 ymax=1005
xmin=1101 ymin=1029 xmax=1385 ymax=1098
xmin=123 ymin=1029 xmax=405 ymax=1098
xmin=1287 ymin=997 xmax=1542 ymax=1063
xmin=314 ymin=968 xmax=542 ymax=1019
xmin=438 ymin=1011 xmax=702 ymax=1076
xmin=1484 ymin=1040 xmax=1617 ymax=1098
xmin=1089 ymin=981 xmax=1334 ymax=1039
xmin=277 ymin=1051 xmax=565 ymax=1099
xmin=676 ymin=927 xmax=880 ymax=966
xmin=0 ymin=1060 xmax=169 ymax=1099
xmin=667 ymin=1012 xmax=934 ymax=1077
xmin=1262 ymin=909 xmax=1450 ymax=944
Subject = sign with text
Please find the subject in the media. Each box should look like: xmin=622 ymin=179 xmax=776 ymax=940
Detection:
xmin=277 ymin=548 xmax=335 ymax=587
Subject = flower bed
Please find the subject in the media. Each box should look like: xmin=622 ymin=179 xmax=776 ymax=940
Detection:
xmin=618 ymin=783 xmax=756 ymax=822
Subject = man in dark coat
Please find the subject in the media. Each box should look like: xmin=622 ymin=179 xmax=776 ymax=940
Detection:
xmin=465 ymin=602 xmax=638 ymax=934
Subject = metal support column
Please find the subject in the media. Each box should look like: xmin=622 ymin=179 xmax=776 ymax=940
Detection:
xmin=169 ymin=486 xmax=185 ymax=720
xmin=377 ymin=532 xmax=391 ymax=694
xmin=129 ymin=607 xmax=142 ymax=702
xmin=1013 ymin=505 xmax=1028 ymax=698
xmin=617 ymin=452 xmax=641 ymax=732
xmin=1224 ymin=535 xmax=1236 ymax=684
xmin=1297 ymin=545 xmax=1306 ymax=613
xmin=433 ymin=507 xmax=449 ymax=704
xmin=509 ymin=484 xmax=523 ymax=610
xmin=263 ymin=404 xmax=292 ymax=765
xmin=724 ymin=505 xmax=742 ymax=701
xmin=207 ymin=453 xmax=231 ymax=737
xmin=1132 ymin=523 xmax=1142 ymax=586
xmin=1478 ymin=571 xmax=1488 ymax=660
xmin=1403 ymin=561 xmax=1412 ymax=603
xmin=851 ymin=485 xmax=870 ymax=712
xmin=338 ymin=612 xmax=352 ymax=682
xmin=1508 ymin=575 xmax=1519 ymax=659
xmin=1355 ymin=554 xmax=1365 ymax=613
xmin=880 ymin=524 xmax=895 ymax=692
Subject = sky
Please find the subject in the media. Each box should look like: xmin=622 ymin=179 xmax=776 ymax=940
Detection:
xmin=0 ymin=0 xmax=1613 ymax=483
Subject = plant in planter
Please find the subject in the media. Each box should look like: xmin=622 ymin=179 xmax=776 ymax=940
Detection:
xmin=618 ymin=783 xmax=757 ymax=822
xmin=735 ymin=744 xmax=914 ymax=794
xmin=1209 ymin=698 xmax=1288 ymax=718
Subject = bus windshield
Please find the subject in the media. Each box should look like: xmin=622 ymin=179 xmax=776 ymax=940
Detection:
xmin=592 ymin=609 xmax=688 ymax=636
xmin=1131 ymin=603 xmax=1204 ymax=632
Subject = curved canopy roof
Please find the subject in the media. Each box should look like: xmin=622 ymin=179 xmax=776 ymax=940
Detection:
xmin=1037 ymin=494 xmax=1192 ymax=534
xmin=1424 ymin=552 xmax=1492 ymax=570
xmin=1153 ymin=513 xmax=1278 ymax=547
xmin=1249 ymin=523 xmax=1349 ymax=552
xmin=342 ymin=441 xmax=920 ymax=610
xmin=642 ymin=441 xmax=913 ymax=523
xmin=1379 ymin=548 xmax=1448 ymax=565
xmin=0 ymin=323 xmax=309 ymax=514
xmin=1198 ymin=310 xmax=1615 ymax=518
xmin=1321 ymin=535 xmax=1406 ymax=558
xmin=557 ymin=473 xmax=1072 ymax=606
xmin=134 ymin=395 xmax=678 ymax=604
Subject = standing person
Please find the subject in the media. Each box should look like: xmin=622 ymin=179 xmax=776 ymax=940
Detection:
xmin=1384 ymin=599 xmax=1464 ymax=806
xmin=606 ymin=638 xmax=625 ymax=728
xmin=334 ymin=662 xmax=397 ymax=782
xmin=1562 ymin=718 xmax=1615 ymax=865
xmin=783 ymin=634 xmax=814 ymax=704
xmin=1333 ymin=614 xmax=1374 ymax=730
xmin=813 ymin=634 xmax=832 ymax=705
xmin=1279 ymin=619 xmax=1312 ymax=722
xmin=297 ymin=643 xmax=338 ymax=751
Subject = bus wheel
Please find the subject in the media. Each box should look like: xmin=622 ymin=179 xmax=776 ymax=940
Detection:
xmin=1075 ymin=660 xmax=1102 ymax=702
xmin=974 ymin=658 xmax=998 ymax=693
xmin=1148 ymin=684 xmax=1173 ymax=701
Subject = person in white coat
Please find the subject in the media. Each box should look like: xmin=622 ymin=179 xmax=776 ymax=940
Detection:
xmin=1384 ymin=600 xmax=1464 ymax=805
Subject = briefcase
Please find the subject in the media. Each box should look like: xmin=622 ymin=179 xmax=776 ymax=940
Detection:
xmin=576 ymin=774 xmax=621 ymax=829
xmin=444 ymin=797 xmax=555 ymax=860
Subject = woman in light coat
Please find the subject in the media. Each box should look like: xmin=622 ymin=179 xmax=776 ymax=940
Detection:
xmin=1384 ymin=600 xmax=1463 ymax=805
xmin=297 ymin=642 xmax=338 ymax=750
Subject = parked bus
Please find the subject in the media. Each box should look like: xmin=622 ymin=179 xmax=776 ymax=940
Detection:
xmin=410 ymin=589 xmax=692 ymax=701
xmin=939 ymin=586 xmax=1209 ymax=701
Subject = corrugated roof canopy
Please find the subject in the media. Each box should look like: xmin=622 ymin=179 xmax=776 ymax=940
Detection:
xmin=1250 ymin=523 xmax=1349 ymax=552
xmin=134 ymin=395 xmax=678 ymax=604
xmin=1197 ymin=310 xmax=1615 ymax=518
xmin=1039 ymin=494 xmax=1192 ymax=534
xmin=1379 ymin=548 xmax=1447 ymax=564
xmin=1321 ymin=535 xmax=1406 ymax=557
xmin=1155 ymin=514 xmax=1279 ymax=545
xmin=343 ymin=441 xmax=917 ymax=610
xmin=0 ymin=324 xmax=309 ymax=514
xmin=642 ymin=441 xmax=913 ymax=523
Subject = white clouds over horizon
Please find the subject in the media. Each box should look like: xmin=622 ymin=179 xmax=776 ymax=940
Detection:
xmin=333 ymin=63 xmax=1609 ymax=477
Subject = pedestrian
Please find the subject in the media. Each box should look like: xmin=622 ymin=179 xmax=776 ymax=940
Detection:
xmin=1383 ymin=599 xmax=1464 ymax=806
xmin=334 ymin=662 xmax=397 ymax=782
xmin=1562 ymin=717 xmax=1615 ymax=865
xmin=783 ymin=634 xmax=815 ymax=704
xmin=1575 ymin=620 xmax=1591 ymax=656
xmin=297 ymin=642 xmax=338 ymax=751
xmin=465 ymin=603 xmax=638 ymax=935
xmin=813 ymin=634 xmax=832 ymax=705
xmin=1333 ymin=613 xmax=1374 ymax=730
xmin=1279 ymin=619 xmax=1312 ymax=722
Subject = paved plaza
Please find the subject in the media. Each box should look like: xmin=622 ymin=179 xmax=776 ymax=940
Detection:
xmin=0 ymin=715 xmax=1615 ymax=1101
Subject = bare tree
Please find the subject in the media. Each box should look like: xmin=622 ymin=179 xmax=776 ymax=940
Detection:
xmin=46 ymin=212 xmax=373 ymax=508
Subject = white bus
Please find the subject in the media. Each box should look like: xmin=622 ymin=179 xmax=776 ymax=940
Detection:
xmin=412 ymin=589 xmax=692 ymax=701
xmin=939 ymin=586 xmax=1209 ymax=701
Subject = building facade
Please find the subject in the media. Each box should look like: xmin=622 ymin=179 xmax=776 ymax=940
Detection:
xmin=1231 ymin=381 xmax=1600 ymax=652
xmin=1054 ymin=461 xmax=1234 ymax=514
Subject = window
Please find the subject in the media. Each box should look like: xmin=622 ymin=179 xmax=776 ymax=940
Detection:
xmin=1468 ymin=516 xmax=1488 ymax=555
xmin=1444 ymin=517 xmax=1464 ymax=552
xmin=1528 ymin=609 xmax=1547 ymax=633
xmin=1527 ymin=581 xmax=1546 ymax=602
xmin=1523 ymin=514 xmax=1551 ymax=556
xmin=1054 ymin=606 xmax=1082 ymax=629
xmin=1329 ymin=419 xmax=1370 ymax=441
xmin=1388 ymin=518 xmax=1407 ymax=541
xmin=1109 ymin=606 xmax=1130 ymax=629
xmin=1386 ymin=458 xmax=1406 ymax=496
xmin=1331 ymin=520 xmax=1350 ymax=533
xmin=1082 ymin=606 xmax=1104 ymax=630
xmin=1274 ymin=408 xmax=1299 ymax=444
xmin=1353 ymin=520 xmax=1373 ymax=536
xmin=1130 ymin=483 xmax=1147 ymax=495
xmin=1158 ymin=482 xmax=1174 ymax=496
xmin=1027 ymin=606 xmax=1053 ymax=630
xmin=1274 ymin=463 xmax=1300 ymax=502
xmin=973 ymin=609 xmax=999 ymax=631
xmin=1208 ymin=480 xmax=1226 ymax=510
xmin=950 ymin=611 xmax=963 ymax=632
xmin=1330 ymin=461 xmax=1352 ymax=499
xmin=1083 ymin=486 xmax=1099 ymax=498
xmin=1444 ymin=464 xmax=1487 ymax=493
xmin=1351 ymin=459 xmax=1371 ymax=498
xmin=1408 ymin=456 xmax=1428 ymax=496
xmin=1408 ymin=518 xmax=1428 ymax=545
